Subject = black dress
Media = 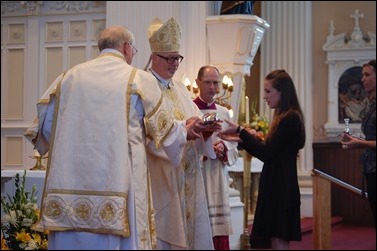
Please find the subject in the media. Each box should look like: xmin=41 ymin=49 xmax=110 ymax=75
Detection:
xmin=360 ymin=98 xmax=376 ymax=227
xmin=239 ymin=111 xmax=304 ymax=247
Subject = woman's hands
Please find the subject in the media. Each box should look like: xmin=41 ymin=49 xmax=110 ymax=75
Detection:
xmin=217 ymin=119 xmax=242 ymax=143
xmin=217 ymin=119 xmax=264 ymax=143
xmin=340 ymin=132 xmax=364 ymax=149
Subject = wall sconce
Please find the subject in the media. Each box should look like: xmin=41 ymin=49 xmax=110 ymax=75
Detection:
xmin=184 ymin=77 xmax=199 ymax=98
xmin=192 ymin=80 xmax=199 ymax=95
xmin=215 ymin=75 xmax=233 ymax=111
xmin=184 ymin=77 xmax=191 ymax=91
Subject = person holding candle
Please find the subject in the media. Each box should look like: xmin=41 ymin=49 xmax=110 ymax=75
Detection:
xmin=218 ymin=69 xmax=306 ymax=250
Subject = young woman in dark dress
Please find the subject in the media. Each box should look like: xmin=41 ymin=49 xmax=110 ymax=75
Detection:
xmin=219 ymin=69 xmax=306 ymax=250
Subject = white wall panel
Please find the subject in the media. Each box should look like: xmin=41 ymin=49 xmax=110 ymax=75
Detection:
xmin=1 ymin=1 xmax=106 ymax=170
xmin=45 ymin=47 xmax=63 ymax=89
xmin=5 ymin=136 xmax=23 ymax=166
xmin=69 ymin=46 xmax=86 ymax=68
xmin=6 ymin=49 xmax=24 ymax=120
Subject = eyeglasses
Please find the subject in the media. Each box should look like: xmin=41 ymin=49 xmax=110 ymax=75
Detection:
xmin=156 ymin=54 xmax=184 ymax=64
xmin=127 ymin=42 xmax=138 ymax=56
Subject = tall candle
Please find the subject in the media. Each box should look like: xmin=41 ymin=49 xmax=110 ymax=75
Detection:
xmin=245 ymin=96 xmax=250 ymax=124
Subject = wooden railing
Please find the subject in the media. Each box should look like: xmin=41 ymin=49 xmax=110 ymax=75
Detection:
xmin=312 ymin=141 xmax=372 ymax=225
xmin=311 ymin=169 xmax=368 ymax=250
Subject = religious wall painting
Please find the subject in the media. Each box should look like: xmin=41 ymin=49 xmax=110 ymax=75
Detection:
xmin=338 ymin=66 xmax=367 ymax=123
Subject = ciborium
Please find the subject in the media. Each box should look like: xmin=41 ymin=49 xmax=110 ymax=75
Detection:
xmin=30 ymin=151 xmax=47 ymax=170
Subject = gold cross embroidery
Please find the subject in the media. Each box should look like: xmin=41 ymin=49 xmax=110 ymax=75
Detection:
xmin=140 ymin=229 xmax=148 ymax=249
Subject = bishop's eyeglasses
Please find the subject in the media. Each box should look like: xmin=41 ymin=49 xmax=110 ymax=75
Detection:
xmin=156 ymin=54 xmax=184 ymax=64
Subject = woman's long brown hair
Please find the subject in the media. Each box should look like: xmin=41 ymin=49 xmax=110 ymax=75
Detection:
xmin=265 ymin=69 xmax=305 ymax=148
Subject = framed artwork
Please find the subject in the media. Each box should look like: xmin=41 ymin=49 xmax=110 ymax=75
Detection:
xmin=338 ymin=66 xmax=368 ymax=123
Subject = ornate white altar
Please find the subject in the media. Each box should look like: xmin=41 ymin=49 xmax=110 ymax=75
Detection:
xmin=323 ymin=10 xmax=376 ymax=139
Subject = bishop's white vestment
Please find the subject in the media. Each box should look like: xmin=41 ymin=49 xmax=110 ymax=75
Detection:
xmin=25 ymin=50 xmax=188 ymax=250
xmin=146 ymin=71 xmax=215 ymax=250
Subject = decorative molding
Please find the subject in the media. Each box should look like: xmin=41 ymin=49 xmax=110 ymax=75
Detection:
xmin=1 ymin=1 xmax=22 ymax=15
xmin=206 ymin=15 xmax=270 ymax=76
xmin=52 ymin=1 xmax=88 ymax=12
xmin=69 ymin=21 xmax=86 ymax=41
xmin=323 ymin=32 xmax=376 ymax=50
xmin=46 ymin=22 xmax=63 ymax=42
xmin=323 ymin=10 xmax=375 ymax=51
xmin=91 ymin=19 xmax=105 ymax=40
xmin=206 ymin=14 xmax=270 ymax=122
xmin=20 ymin=1 xmax=43 ymax=15
xmin=1 ymin=1 xmax=105 ymax=17
xmin=8 ymin=23 xmax=25 ymax=43
xmin=50 ymin=1 xmax=105 ymax=13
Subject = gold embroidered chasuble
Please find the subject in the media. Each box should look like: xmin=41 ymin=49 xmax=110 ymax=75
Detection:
xmin=32 ymin=55 xmax=135 ymax=238
xmin=26 ymin=52 xmax=175 ymax=249
xmin=146 ymin=78 xmax=215 ymax=249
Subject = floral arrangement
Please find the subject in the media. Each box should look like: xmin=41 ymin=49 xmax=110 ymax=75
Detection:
xmin=249 ymin=113 xmax=269 ymax=141
xmin=246 ymin=100 xmax=269 ymax=141
xmin=1 ymin=171 xmax=48 ymax=250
